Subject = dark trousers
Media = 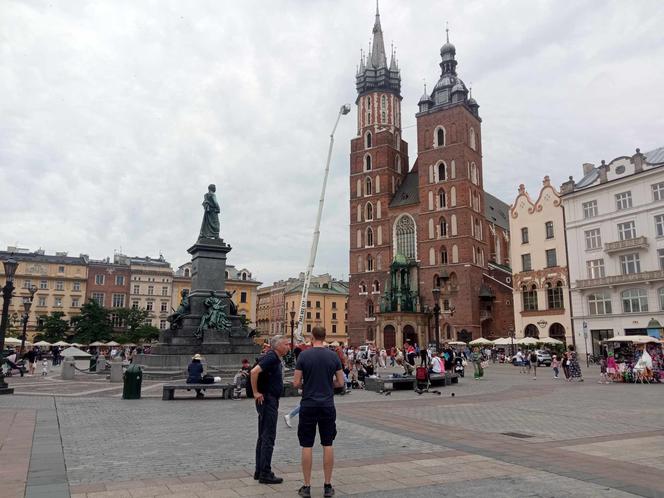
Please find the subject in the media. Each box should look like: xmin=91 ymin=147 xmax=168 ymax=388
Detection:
xmin=255 ymin=395 xmax=279 ymax=477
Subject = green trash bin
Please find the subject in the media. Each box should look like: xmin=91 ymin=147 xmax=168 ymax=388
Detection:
xmin=122 ymin=364 xmax=142 ymax=399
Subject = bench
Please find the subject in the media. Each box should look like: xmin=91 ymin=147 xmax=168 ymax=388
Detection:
xmin=162 ymin=383 xmax=235 ymax=400
xmin=365 ymin=372 xmax=459 ymax=393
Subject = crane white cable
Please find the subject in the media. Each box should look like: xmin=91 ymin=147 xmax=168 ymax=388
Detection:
xmin=294 ymin=104 xmax=351 ymax=343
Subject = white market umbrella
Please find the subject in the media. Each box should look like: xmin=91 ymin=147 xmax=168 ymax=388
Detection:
xmin=71 ymin=343 xmax=83 ymax=347
xmin=447 ymin=341 xmax=467 ymax=346
xmin=604 ymin=335 xmax=658 ymax=344
xmin=492 ymin=337 xmax=513 ymax=346
xmin=469 ymin=338 xmax=493 ymax=346
xmin=539 ymin=337 xmax=563 ymax=345
xmin=104 ymin=341 xmax=121 ymax=347
xmin=89 ymin=341 xmax=105 ymax=347
xmin=517 ymin=337 xmax=540 ymax=346
xmin=4 ymin=337 xmax=22 ymax=346
xmin=52 ymin=340 xmax=70 ymax=347
xmin=33 ymin=340 xmax=52 ymax=347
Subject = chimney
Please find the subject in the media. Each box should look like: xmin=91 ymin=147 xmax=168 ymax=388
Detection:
xmin=560 ymin=176 xmax=575 ymax=194
xmin=582 ymin=163 xmax=595 ymax=175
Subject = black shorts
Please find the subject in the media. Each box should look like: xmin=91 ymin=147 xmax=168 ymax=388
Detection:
xmin=297 ymin=405 xmax=337 ymax=448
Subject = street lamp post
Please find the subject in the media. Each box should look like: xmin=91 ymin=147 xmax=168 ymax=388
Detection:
xmin=0 ymin=258 xmax=19 ymax=395
xmin=432 ymin=288 xmax=441 ymax=353
xmin=20 ymin=286 xmax=37 ymax=354
xmin=290 ymin=310 xmax=296 ymax=351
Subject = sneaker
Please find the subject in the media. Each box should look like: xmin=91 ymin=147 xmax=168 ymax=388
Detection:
xmin=324 ymin=483 xmax=335 ymax=497
xmin=284 ymin=414 xmax=292 ymax=428
xmin=298 ymin=485 xmax=311 ymax=497
xmin=259 ymin=474 xmax=283 ymax=485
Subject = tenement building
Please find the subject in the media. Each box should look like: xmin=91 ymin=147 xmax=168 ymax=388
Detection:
xmin=0 ymin=248 xmax=88 ymax=337
xmin=86 ymin=256 xmax=131 ymax=329
xmin=510 ymin=177 xmax=573 ymax=346
xmin=561 ymin=146 xmax=664 ymax=357
xmin=347 ymin=7 xmax=513 ymax=348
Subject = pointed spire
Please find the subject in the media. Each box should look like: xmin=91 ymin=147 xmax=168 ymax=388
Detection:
xmin=389 ymin=42 xmax=398 ymax=71
xmin=446 ymin=21 xmax=450 ymax=43
xmin=370 ymin=0 xmax=388 ymax=68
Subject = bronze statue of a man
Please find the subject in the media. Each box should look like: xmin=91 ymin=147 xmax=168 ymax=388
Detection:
xmin=199 ymin=184 xmax=221 ymax=239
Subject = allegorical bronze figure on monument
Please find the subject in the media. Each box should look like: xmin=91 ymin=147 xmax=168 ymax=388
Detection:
xmin=196 ymin=291 xmax=232 ymax=338
xmin=167 ymin=289 xmax=190 ymax=330
xmin=199 ymin=184 xmax=221 ymax=239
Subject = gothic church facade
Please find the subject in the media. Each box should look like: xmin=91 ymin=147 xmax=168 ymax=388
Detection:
xmin=348 ymin=6 xmax=514 ymax=348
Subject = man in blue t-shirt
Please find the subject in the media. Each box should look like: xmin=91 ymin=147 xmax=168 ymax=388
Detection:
xmin=293 ymin=326 xmax=344 ymax=498
xmin=250 ymin=335 xmax=289 ymax=485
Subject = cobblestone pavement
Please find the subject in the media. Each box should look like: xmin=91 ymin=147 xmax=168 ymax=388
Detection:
xmin=0 ymin=363 xmax=662 ymax=497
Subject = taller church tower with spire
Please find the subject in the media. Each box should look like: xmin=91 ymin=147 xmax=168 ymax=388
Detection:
xmin=348 ymin=7 xmax=514 ymax=348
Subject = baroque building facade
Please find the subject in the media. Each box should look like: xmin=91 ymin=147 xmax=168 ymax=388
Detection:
xmin=509 ymin=177 xmax=573 ymax=346
xmin=561 ymin=147 xmax=664 ymax=356
xmin=347 ymin=7 xmax=513 ymax=348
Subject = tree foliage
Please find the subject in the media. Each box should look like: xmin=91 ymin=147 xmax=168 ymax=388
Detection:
xmin=71 ymin=299 xmax=113 ymax=344
xmin=34 ymin=311 xmax=69 ymax=343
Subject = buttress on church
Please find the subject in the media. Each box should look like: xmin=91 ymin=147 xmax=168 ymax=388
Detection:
xmin=347 ymin=6 xmax=515 ymax=348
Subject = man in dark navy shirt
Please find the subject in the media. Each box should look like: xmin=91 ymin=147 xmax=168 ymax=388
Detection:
xmin=293 ymin=327 xmax=344 ymax=498
xmin=250 ymin=335 xmax=289 ymax=485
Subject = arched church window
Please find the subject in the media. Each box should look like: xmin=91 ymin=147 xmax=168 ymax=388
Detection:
xmin=438 ymin=189 xmax=446 ymax=209
xmin=381 ymin=94 xmax=387 ymax=123
xmin=366 ymin=227 xmax=374 ymax=247
xmin=440 ymin=246 xmax=448 ymax=264
xmin=470 ymin=127 xmax=476 ymax=151
xmin=365 ymin=177 xmax=372 ymax=195
xmin=365 ymin=131 xmax=372 ymax=148
xmin=439 ymin=217 xmax=447 ymax=237
xmin=437 ymin=162 xmax=446 ymax=181
xmin=366 ymin=202 xmax=373 ymax=221
xmin=366 ymin=96 xmax=371 ymax=124
xmin=365 ymin=154 xmax=372 ymax=171
xmin=436 ymin=127 xmax=445 ymax=147
xmin=367 ymin=255 xmax=374 ymax=271
xmin=395 ymin=215 xmax=417 ymax=260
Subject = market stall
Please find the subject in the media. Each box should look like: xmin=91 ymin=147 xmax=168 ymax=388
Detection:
xmin=602 ymin=335 xmax=662 ymax=383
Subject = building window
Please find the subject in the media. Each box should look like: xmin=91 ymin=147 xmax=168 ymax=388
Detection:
xmin=521 ymin=254 xmax=532 ymax=272
xmin=583 ymin=200 xmax=598 ymax=219
xmin=546 ymin=282 xmax=563 ymax=309
xmin=440 ymin=247 xmax=448 ymax=265
xmin=306 ymin=311 xmax=311 ymax=319
xmin=588 ymin=292 xmax=612 ymax=315
xmin=332 ymin=301 xmax=337 ymax=309
xmin=652 ymin=182 xmax=664 ymax=201
xmin=315 ymin=312 xmax=321 ymax=320
xmin=545 ymin=249 xmax=557 ymax=267
xmin=366 ymin=202 xmax=373 ymax=221
xmin=58 ymin=266 xmax=65 ymax=273
xmin=146 ymin=302 xmax=153 ymax=311
xmin=367 ymin=255 xmax=374 ymax=271
xmin=584 ymin=229 xmax=602 ymax=250
xmin=659 ymin=288 xmax=664 ymax=310
xmin=622 ymin=288 xmax=648 ymax=313
xmin=240 ymin=291 xmax=247 ymax=303
xmin=586 ymin=259 xmax=605 ymax=279
xmin=619 ymin=253 xmax=641 ymax=275
xmin=38 ymin=296 xmax=47 ymax=307
xmin=91 ymin=293 xmax=104 ymax=306
xmin=73 ymin=281 xmax=81 ymax=291
xmin=659 ymin=249 xmax=664 ymax=270
xmin=618 ymin=221 xmax=636 ymax=240
xmin=161 ymin=286 xmax=168 ymax=296
xmin=521 ymin=227 xmax=529 ymax=244
xmin=545 ymin=221 xmax=554 ymax=239
xmin=148 ymin=286 xmax=154 ymax=296
xmin=132 ymin=300 xmax=139 ymax=309
xmin=367 ymin=301 xmax=374 ymax=316
xmin=112 ymin=294 xmax=125 ymax=308
xmin=160 ymin=320 xmax=167 ymax=330
xmin=381 ymin=94 xmax=387 ymax=123
xmin=116 ymin=275 xmax=124 ymax=286
xmin=39 ymin=280 xmax=48 ymax=289
xmin=655 ymin=215 xmax=664 ymax=237
xmin=365 ymin=132 xmax=372 ymax=148
xmin=133 ymin=284 xmax=140 ymax=295
xmin=365 ymin=177 xmax=372 ymax=196
xmin=437 ymin=162 xmax=446 ymax=181
xmin=72 ymin=298 xmax=80 ymax=308
xmin=307 ymin=300 xmax=311 ymax=308
xmin=56 ymin=281 xmax=64 ymax=291
xmin=332 ymin=324 xmax=337 ymax=334
xmin=438 ymin=189 xmax=446 ymax=208
xmin=469 ymin=127 xmax=476 ymax=150
xmin=615 ymin=191 xmax=632 ymax=210
xmin=395 ymin=215 xmax=417 ymax=260
xmin=307 ymin=324 xmax=311 ymax=333
xmin=95 ymin=274 xmax=105 ymax=285
xmin=54 ymin=297 xmax=62 ymax=308
xmin=522 ymin=285 xmax=538 ymax=311
xmin=365 ymin=154 xmax=372 ymax=171
xmin=160 ymin=301 xmax=168 ymax=312
xmin=372 ymin=280 xmax=380 ymax=292
xmin=436 ymin=127 xmax=445 ymax=147
xmin=366 ymin=227 xmax=374 ymax=246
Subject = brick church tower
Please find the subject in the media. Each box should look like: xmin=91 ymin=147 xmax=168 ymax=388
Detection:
xmin=348 ymin=8 xmax=514 ymax=348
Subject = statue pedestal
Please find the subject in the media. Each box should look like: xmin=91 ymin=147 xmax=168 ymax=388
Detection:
xmin=134 ymin=237 xmax=260 ymax=379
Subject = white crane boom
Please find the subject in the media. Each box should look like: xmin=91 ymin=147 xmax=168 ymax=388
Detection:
xmin=294 ymin=105 xmax=350 ymax=343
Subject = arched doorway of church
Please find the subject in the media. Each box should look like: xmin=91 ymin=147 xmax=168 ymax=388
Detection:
xmin=524 ymin=324 xmax=539 ymax=338
xmin=549 ymin=323 xmax=566 ymax=345
xmin=383 ymin=325 xmax=396 ymax=350
xmin=403 ymin=324 xmax=417 ymax=346
xmin=457 ymin=329 xmax=472 ymax=343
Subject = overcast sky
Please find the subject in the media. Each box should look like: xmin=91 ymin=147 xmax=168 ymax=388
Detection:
xmin=2 ymin=0 xmax=663 ymax=286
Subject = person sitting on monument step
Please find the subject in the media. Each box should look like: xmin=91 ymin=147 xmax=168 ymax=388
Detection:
xmin=186 ymin=354 xmax=205 ymax=398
